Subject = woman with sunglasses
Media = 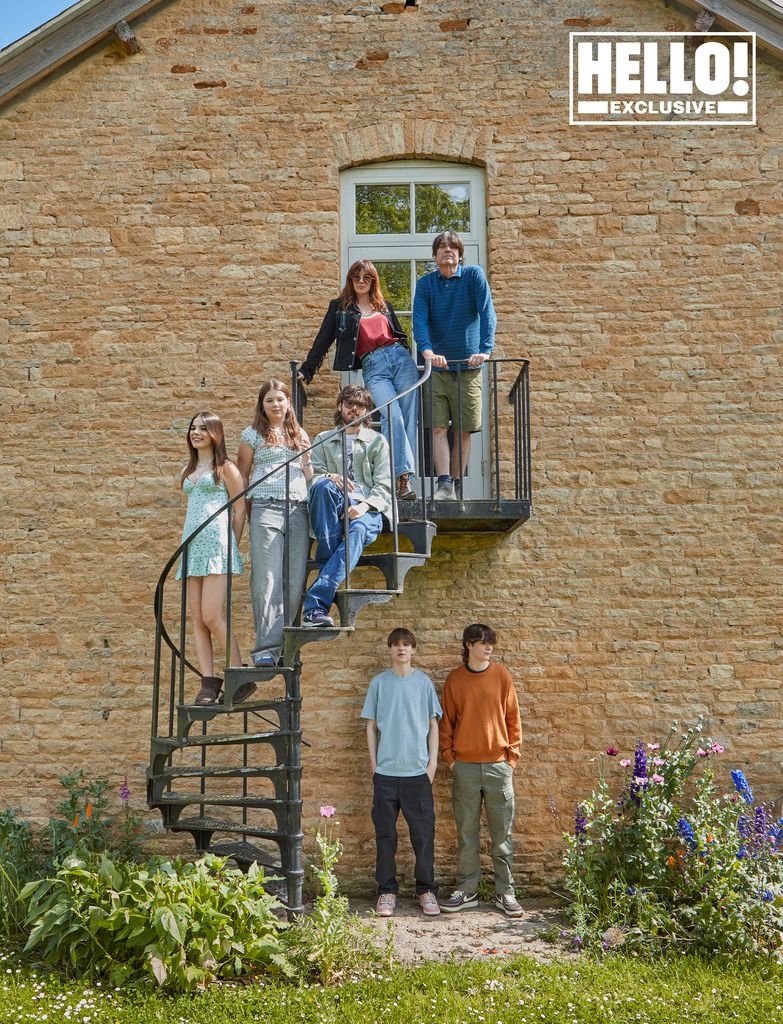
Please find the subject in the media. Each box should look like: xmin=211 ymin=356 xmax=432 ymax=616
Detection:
xmin=298 ymin=260 xmax=420 ymax=500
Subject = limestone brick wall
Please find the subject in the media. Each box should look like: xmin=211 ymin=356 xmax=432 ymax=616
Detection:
xmin=1 ymin=0 xmax=781 ymax=891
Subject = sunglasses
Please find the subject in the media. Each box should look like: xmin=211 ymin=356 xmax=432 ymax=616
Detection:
xmin=351 ymin=273 xmax=373 ymax=283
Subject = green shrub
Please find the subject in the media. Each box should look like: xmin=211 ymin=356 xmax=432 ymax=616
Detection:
xmin=562 ymin=719 xmax=783 ymax=956
xmin=21 ymin=853 xmax=292 ymax=990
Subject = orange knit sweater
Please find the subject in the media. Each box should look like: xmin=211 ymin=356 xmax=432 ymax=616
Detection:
xmin=439 ymin=662 xmax=521 ymax=767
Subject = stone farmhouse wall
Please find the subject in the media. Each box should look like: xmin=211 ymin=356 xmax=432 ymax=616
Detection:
xmin=2 ymin=0 xmax=781 ymax=891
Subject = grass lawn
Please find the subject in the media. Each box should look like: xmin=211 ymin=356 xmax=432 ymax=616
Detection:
xmin=1 ymin=947 xmax=782 ymax=1024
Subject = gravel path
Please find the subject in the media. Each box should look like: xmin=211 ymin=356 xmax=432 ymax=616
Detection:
xmin=350 ymin=896 xmax=567 ymax=965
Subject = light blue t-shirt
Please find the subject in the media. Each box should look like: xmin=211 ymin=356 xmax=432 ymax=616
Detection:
xmin=361 ymin=669 xmax=442 ymax=777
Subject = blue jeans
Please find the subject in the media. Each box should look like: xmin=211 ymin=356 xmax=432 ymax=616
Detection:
xmin=361 ymin=343 xmax=419 ymax=479
xmin=304 ymin=478 xmax=384 ymax=614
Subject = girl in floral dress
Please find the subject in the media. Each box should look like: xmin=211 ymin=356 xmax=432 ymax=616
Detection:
xmin=176 ymin=411 xmax=246 ymax=705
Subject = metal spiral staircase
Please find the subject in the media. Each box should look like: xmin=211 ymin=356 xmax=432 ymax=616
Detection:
xmin=147 ymin=357 xmax=532 ymax=916
xmin=148 ymin=365 xmax=439 ymax=916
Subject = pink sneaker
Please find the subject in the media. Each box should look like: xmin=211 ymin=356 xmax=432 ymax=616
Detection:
xmin=376 ymin=893 xmax=396 ymax=917
xmin=419 ymin=891 xmax=441 ymax=916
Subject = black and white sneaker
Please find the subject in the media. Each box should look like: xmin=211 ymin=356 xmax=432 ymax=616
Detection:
xmin=303 ymin=608 xmax=334 ymax=628
xmin=439 ymin=890 xmax=478 ymax=913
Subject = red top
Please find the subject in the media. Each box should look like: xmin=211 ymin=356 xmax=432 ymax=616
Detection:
xmin=356 ymin=312 xmax=396 ymax=359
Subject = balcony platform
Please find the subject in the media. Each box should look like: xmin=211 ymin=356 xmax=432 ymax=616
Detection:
xmin=400 ymin=498 xmax=531 ymax=534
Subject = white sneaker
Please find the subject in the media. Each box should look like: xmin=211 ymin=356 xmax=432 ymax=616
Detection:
xmin=433 ymin=482 xmax=453 ymax=500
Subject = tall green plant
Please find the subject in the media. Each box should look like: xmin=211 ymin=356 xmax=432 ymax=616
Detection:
xmin=0 ymin=809 xmax=44 ymax=938
xmin=289 ymin=805 xmax=391 ymax=984
xmin=44 ymin=770 xmax=112 ymax=861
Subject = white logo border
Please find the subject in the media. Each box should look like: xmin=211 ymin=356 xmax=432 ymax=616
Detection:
xmin=568 ymin=31 xmax=757 ymax=127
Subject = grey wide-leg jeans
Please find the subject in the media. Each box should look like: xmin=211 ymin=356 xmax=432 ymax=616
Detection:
xmin=248 ymin=498 xmax=309 ymax=659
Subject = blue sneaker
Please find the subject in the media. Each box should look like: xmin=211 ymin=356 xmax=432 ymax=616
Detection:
xmin=303 ymin=608 xmax=334 ymax=628
xmin=251 ymin=651 xmax=278 ymax=668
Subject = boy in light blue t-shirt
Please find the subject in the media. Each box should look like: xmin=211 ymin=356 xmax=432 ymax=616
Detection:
xmin=361 ymin=628 xmax=442 ymax=918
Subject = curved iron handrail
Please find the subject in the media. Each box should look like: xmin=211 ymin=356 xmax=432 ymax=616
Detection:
xmin=152 ymin=359 xmax=434 ymax=684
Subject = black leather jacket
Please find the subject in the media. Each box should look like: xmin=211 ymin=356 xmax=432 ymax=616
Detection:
xmin=299 ymin=298 xmax=408 ymax=383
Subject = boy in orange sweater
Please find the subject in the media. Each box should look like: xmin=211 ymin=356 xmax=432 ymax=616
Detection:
xmin=438 ymin=623 xmax=522 ymax=917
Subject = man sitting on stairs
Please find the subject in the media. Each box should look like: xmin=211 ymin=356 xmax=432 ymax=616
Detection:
xmin=302 ymin=384 xmax=393 ymax=627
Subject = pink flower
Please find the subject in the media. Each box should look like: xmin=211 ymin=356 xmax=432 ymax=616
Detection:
xmin=652 ymin=757 xmax=665 ymax=767
xmin=652 ymin=774 xmax=664 ymax=784
xmin=619 ymin=759 xmax=631 ymax=768
xmin=711 ymin=743 xmax=724 ymax=754
xmin=647 ymin=743 xmax=660 ymax=751
xmin=634 ymin=777 xmax=648 ymax=786
xmin=606 ymin=747 xmax=620 ymax=757
xmin=319 ymin=805 xmax=336 ymax=819
xmin=697 ymin=748 xmax=709 ymax=758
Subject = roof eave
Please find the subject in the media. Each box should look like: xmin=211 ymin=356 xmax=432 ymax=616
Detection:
xmin=0 ymin=0 xmax=171 ymax=112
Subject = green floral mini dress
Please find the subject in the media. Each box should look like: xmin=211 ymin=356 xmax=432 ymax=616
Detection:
xmin=175 ymin=472 xmax=244 ymax=579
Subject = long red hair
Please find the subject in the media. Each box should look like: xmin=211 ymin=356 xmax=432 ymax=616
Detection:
xmin=180 ymin=410 xmax=230 ymax=488
xmin=338 ymin=259 xmax=387 ymax=312
xmin=251 ymin=380 xmax=306 ymax=451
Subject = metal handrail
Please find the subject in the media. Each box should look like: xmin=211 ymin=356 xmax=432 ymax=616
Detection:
xmin=151 ymin=359 xmax=433 ymax=736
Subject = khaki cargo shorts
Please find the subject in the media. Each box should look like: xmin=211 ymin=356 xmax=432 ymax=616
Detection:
xmin=424 ymin=368 xmax=483 ymax=434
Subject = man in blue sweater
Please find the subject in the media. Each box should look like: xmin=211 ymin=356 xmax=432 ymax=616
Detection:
xmin=412 ymin=231 xmax=496 ymax=501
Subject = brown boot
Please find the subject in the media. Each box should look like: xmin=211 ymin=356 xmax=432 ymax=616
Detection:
xmin=195 ymin=676 xmax=222 ymax=705
xmin=232 ymin=681 xmax=258 ymax=703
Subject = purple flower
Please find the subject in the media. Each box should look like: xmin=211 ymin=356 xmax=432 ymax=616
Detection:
xmin=575 ymin=805 xmax=587 ymax=839
xmin=731 ymin=769 xmax=754 ymax=805
xmin=677 ymin=817 xmax=697 ymax=852
xmin=630 ymin=742 xmax=647 ymax=804
xmin=738 ymin=815 xmax=752 ymax=839
xmin=119 ymin=781 xmax=131 ymax=802
xmin=754 ymin=805 xmax=767 ymax=837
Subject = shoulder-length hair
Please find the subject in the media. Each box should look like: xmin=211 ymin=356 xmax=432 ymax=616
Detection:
xmin=338 ymin=259 xmax=387 ymax=312
xmin=252 ymin=379 xmax=306 ymax=452
xmin=333 ymin=384 xmax=373 ymax=426
xmin=181 ymin=410 xmax=230 ymax=489
xmin=461 ymin=622 xmax=497 ymax=665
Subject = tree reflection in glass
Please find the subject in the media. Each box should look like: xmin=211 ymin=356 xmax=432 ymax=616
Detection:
xmin=355 ymin=184 xmax=410 ymax=234
xmin=414 ymin=183 xmax=470 ymax=234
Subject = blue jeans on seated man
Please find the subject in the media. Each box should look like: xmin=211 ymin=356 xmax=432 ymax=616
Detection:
xmin=304 ymin=477 xmax=384 ymax=614
xmin=361 ymin=343 xmax=419 ymax=479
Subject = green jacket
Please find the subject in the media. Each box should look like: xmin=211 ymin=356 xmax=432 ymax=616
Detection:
xmin=310 ymin=425 xmax=392 ymax=520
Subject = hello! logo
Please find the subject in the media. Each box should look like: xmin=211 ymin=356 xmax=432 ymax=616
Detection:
xmin=569 ymin=32 xmax=756 ymax=126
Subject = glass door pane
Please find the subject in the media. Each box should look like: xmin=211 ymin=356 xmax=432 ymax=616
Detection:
xmin=414 ymin=182 xmax=471 ymax=234
xmin=355 ymin=184 xmax=411 ymax=234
